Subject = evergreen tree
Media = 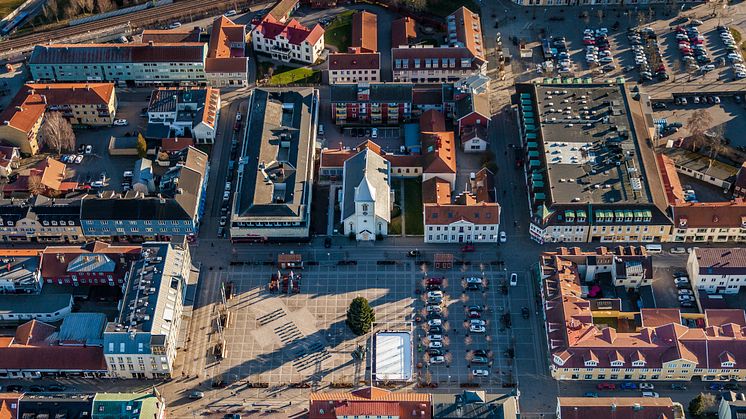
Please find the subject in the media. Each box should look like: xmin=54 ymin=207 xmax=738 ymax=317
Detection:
xmin=346 ymin=297 xmax=375 ymax=335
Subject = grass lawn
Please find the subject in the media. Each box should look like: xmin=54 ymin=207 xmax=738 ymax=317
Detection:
xmin=325 ymin=10 xmax=354 ymax=52
xmin=402 ymin=178 xmax=423 ymax=235
xmin=390 ymin=183 xmax=403 ymax=235
xmin=1 ymin=0 xmax=25 ymax=19
xmin=270 ymin=67 xmax=320 ymax=85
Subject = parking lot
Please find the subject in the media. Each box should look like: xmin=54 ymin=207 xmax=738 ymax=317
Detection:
xmin=653 ymin=96 xmax=746 ymax=150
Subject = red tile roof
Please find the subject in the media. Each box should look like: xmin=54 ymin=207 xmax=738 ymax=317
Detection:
xmin=425 ymin=201 xmax=500 ymax=225
xmin=40 ymin=241 xmax=141 ymax=282
xmin=328 ymin=52 xmax=380 ymax=70
xmin=672 ymin=199 xmax=746 ymax=229
xmin=422 ymin=132 xmax=456 ymax=174
xmin=309 ymin=387 xmax=431 ymax=419
xmin=24 ymin=83 xmax=114 ymax=106
xmin=392 ymin=17 xmax=416 ymax=48
xmin=422 ymin=177 xmax=451 ymax=204
xmin=39 ymin=157 xmax=67 ymax=191
xmin=541 ymin=248 xmax=746 ymax=371
xmin=0 ymin=320 xmax=107 ymax=372
xmin=0 ymin=93 xmax=46 ymax=135
xmin=351 ymin=11 xmax=377 ymax=53
xmin=141 ymin=28 xmax=200 ymax=43
xmin=558 ymin=397 xmax=675 ymax=419
xmin=0 ymin=395 xmax=19 ymax=419
xmin=419 ymin=109 xmax=446 ymax=133
xmin=448 ymin=7 xmax=485 ymax=61
xmin=14 ymin=320 xmax=56 ymax=345
xmin=393 ymin=46 xmax=484 ymax=70
xmin=255 ymin=15 xmax=324 ymax=46
xmin=460 ymin=124 xmax=488 ymax=144
xmin=412 ymin=87 xmax=442 ymax=105
xmin=208 ymin=16 xmax=246 ymax=59
xmin=320 ymin=141 xmax=422 ymax=170
xmin=735 ymin=161 xmax=746 ymax=198
xmin=694 ymin=248 xmax=746 ymax=276
xmin=161 ymin=137 xmax=194 ymax=153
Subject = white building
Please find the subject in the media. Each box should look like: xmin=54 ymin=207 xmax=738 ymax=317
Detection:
xmin=146 ymin=87 xmax=220 ymax=144
xmin=328 ymin=52 xmax=381 ymax=84
xmin=103 ymin=240 xmax=192 ymax=379
xmin=251 ymin=15 xmax=325 ymax=65
xmin=423 ymin=170 xmax=501 ymax=244
xmin=341 ymin=147 xmax=391 ymax=241
xmin=687 ymin=248 xmax=746 ymax=294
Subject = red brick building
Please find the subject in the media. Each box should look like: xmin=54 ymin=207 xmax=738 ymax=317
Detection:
xmin=39 ymin=241 xmax=141 ymax=286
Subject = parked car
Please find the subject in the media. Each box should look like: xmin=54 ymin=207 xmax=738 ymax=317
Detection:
xmin=465 ymin=277 xmax=483 ymax=284
xmin=674 ymin=277 xmax=690 ymax=286
xmin=468 ymin=305 xmax=484 ymax=312
xmin=470 ymin=319 xmax=486 ymax=326
xmin=224 ymin=9 xmax=237 ymax=16
xmin=639 ymin=383 xmax=654 ymax=390
xmin=670 ymin=247 xmax=686 ymax=254
xmin=510 ymin=273 xmax=518 ymax=286
xmin=642 ymin=391 xmax=659 ymax=398
xmin=472 ymin=369 xmax=489 ymax=377
xmin=427 ymin=291 xmax=443 ymax=299
xmin=430 ymin=355 xmax=445 ymax=364
xmin=621 ymin=382 xmax=638 ymax=390
xmin=427 ymin=319 xmax=442 ymax=327
xmin=671 ymin=383 xmax=687 ymax=390
xmin=407 ymin=250 xmax=421 ymax=257
xmin=428 ymin=348 xmax=443 ymax=356
xmin=461 ymin=244 xmax=475 ymax=252
xmin=499 ymin=231 xmax=507 ymax=243
xmin=472 ymin=356 xmax=489 ymax=364
xmin=189 ymin=391 xmax=204 ymax=399
xmin=597 ymin=383 xmax=616 ymax=390
xmin=469 ymin=324 xmax=486 ymax=333
xmin=168 ymin=22 xmax=182 ymax=29
xmin=113 ymin=119 xmax=128 ymax=126
xmin=428 ymin=334 xmax=442 ymax=341
xmin=428 ymin=341 xmax=443 ymax=349
xmin=426 ymin=305 xmax=442 ymax=313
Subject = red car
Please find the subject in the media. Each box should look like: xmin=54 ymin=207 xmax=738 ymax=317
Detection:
xmin=461 ymin=244 xmax=475 ymax=252
xmin=597 ymin=383 xmax=616 ymax=390
xmin=426 ymin=277 xmax=444 ymax=285
xmin=468 ymin=311 xmax=481 ymax=319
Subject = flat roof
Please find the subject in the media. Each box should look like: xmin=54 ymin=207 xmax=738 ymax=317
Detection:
xmin=528 ymin=83 xmax=657 ymax=206
xmin=373 ymin=331 xmax=412 ymax=381
xmin=233 ymin=88 xmax=316 ymax=221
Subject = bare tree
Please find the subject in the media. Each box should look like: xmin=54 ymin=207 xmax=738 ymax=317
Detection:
xmin=707 ymin=125 xmax=726 ymax=160
xmin=686 ymin=109 xmax=713 ymax=152
xmin=423 ymin=370 xmax=432 ymax=385
xmin=39 ymin=112 xmax=76 ymax=155
xmin=95 ymin=0 xmax=116 ymax=13
xmin=28 ymin=174 xmax=45 ymax=195
xmin=404 ymin=0 xmax=427 ymax=12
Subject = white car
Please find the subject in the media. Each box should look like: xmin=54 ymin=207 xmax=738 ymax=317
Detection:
xmin=428 ymin=334 xmax=443 ymax=341
xmin=426 ymin=305 xmax=442 ymax=313
xmin=469 ymin=325 xmax=486 ymax=333
xmin=642 ymin=391 xmax=659 ymax=398
xmin=85 ymin=145 xmax=93 ymax=154
xmin=472 ymin=369 xmax=489 ymax=377
xmin=223 ymin=190 xmax=230 ymax=201
xmin=428 ymin=318 xmax=442 ymax=327
xmin=427 ymin=291 xmax=443 ymax=299
xmin=678 ymin=289 xmax=694 ymax=296
xmin=74 ymin=154 xmax=84 ymax=164
xmin=499 ymin=231 xmax=507 ymax=243
xmin=510 ymin=273 xmax=518 ymax=286
xmin=224 ymin=181 xmax=231 ymax=192
xmin=236 ymin=112 xmax=242 ymax=121
xmin=430 ymin=355 xmax=445 ymax=364
xmin=113 ymin=119 xmax=128 ymax=126
xmin=224 ymin=9 xmax=237 ymax=16
xmin=219 ymin=216 xmax=227 ymax=226
xmin=674 ymin=277 xmax=690 ymax=286
xmin=465 ymin=277 xmax=482 ymax=284
xmin=91 ymin=180 xmax=104 ymax=188
xmin=670 ymin=247 xmax=686 ymax=254
xmin=428 ymin=341 xmax=442 ymax=349
xmin=168 ymin=22 xmax=182 ymax=29
xmin=470 ymin=319 xmax=486 ymax=326
xmin=639 ymin=383 xmax=654 ymax=390
xmin=737 ymin=71 xmax=746 ymax=78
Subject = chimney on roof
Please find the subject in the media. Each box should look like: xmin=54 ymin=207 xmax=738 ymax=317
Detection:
xmin=148 ymin=40 xmax=154 ymax=46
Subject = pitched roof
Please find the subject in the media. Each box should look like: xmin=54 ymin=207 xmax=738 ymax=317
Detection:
xmin=0 ymin=92 xmax=46 ymax=135
xmin=30 ymin=43 xmax=207 ymax=65
xmin=341 ymin=148 xmax=390 ymax=222
xmin=320 ymin=141 xmax=422 ymax=170
xmin=309 ymin=387 xmax=432 ymax=419
xmin=254 ymin=15 xmax=324 ymax=46
xmin=735 ymin=161 xmax=746 ymax=196
xmin=39 ymin=241 xmax=141 ymax=281
xmin=14 ymin=320 xmax=56 ymax=345
xmin=455 ymin=91 xmax=490 ymax=121
xmin=419 ymin=109 xmax=446 ymax=133
xmin=208 ymin=16 xmax=246 ymax=59
xmin=422 ymin=132 xmax=456 ymax=174
xmin=424 ymin=202 xmax=500 ymax=225
xmin=393 ymin=46 xmax=483 ymax=70
xmin=39 ymin=157 xmax=66 ymax=191
xmin=351 ymin=11 xmax=377 ymax=53
xmin=460 ymin=124 xmax=488 ymax=144
xmin=448 ymin=7 xmax=485 ymax=61
xmin=23 ymin=82 xmax=114 ymax=106
xmin=161 ymin=137 xmax=194 ymax=153
xmin=391 ymin=17 xmax=416 ymax=48
xmin=140 ymin=28 xmax=201 ymax=43
xmin=672 ymin=199 xmax=746 ymax=229
xmin=328 ymin=52 xmax=380 ymax=70
xmin=694 ymin=248 xmax=746 ymax=275
xmin=422 ymin=177 xmax=451 ymax=204
xmin=557 ymin=397 xmax=675 ymax=419
xmin=268 ymin=0 xmax=299 ymax=21
xmin=330 ymin=83 xmax=412 ymax=103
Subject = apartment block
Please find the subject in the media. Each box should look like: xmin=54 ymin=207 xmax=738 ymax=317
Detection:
xmin=146 ymin=87 xmax=221 ymax=144
xmin=251 ymin=15 xmax=324 ymax=65
xmin=542 ymin=247 xmax=746 ymax=383
xmin=29 ymin=43 xmax=208 ymax=85
xmin=104 ymin=241 xmax=191 ymax=378
xmin=687 ymin=248 xmax=746 ymax=294
xmin=330 ymin=83 xmax=413 ymax=125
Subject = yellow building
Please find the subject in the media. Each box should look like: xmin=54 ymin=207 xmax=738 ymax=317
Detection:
xmin=0 ymin=83 xmax=117 ymax=155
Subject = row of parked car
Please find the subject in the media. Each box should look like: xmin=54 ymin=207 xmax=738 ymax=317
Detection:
xmin=673 ymin=271 xmax=695 ymax=308
xmin=584 ymin=27 xmax=615 ymax=70
xmin=676 ymin=24 xmax=713 ymax=74
xmin=717 ymin=25 xmax=746 ymax=79
xmin=629 ymin=27 xmax=668 ymax=82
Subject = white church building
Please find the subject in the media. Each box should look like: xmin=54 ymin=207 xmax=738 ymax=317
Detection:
xmin=340 ymin=147 xmax=392 ymax=241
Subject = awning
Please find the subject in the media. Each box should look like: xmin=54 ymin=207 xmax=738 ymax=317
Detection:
xmin=614 ymin=210 xmax=625 ymax=220
xmin=530 ymin=159 xmax=541 ymax=167
xmin=577 ymin=210 xmax=587 ymax=219
xmin=595 ymin=210 xmax=605 ymax=220
xmin=565 ymin=210 xmax=575 ymax=219
xmin=528 ymin=150 xmax=539 ymax=157
xmin=643 ymin=209 xmax=652 ymax=219
xmin=534 ymin=192 xmax=546 ymax=200
xmin=625 ymin=210 xmax=634 ymax=219
xmin=532 ymin=180 xmax=544 ymax=188
xmin=532 ymin=173 xmax=543 ymax=180
xmin=526 ymin=133 xmax=537 ymax=140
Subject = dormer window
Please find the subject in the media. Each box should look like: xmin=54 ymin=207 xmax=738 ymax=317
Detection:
xmin=610 ymin=360 xmax=624 ymax=367
xmin=722 ymin=361 xmax=735 ymax=368
xmin=42 ymin=221 xmax=49 ymax=226
xmin=632 ymin=360 xmax=646 ymax=367
xmin=553 ymin=354 xmax=566 ymax=366
xmin=584 ymin=360 xmax=598 ymax=367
